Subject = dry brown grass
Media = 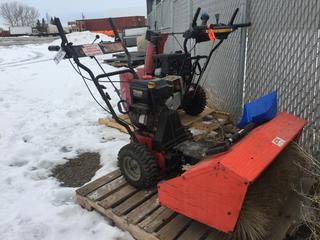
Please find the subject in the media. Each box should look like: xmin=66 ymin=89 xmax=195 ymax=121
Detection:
xmin=294 ymin=143 xmax=320 ymax=240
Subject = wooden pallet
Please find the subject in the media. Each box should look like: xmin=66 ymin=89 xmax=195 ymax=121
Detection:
xmin=76 ymin=169 xmax=226 ymax=240
xmin=76 ymin=169 xmax=309 ymax=240
xmin=98 ymin=108 xmax=229 ymax=134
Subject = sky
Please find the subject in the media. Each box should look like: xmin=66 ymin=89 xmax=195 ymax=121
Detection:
xmin=0 ymin=0 xmax=147 ymax=26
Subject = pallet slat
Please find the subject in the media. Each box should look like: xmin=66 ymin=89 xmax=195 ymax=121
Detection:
xmin=139 ymin=207 xmax=175 ymax=233
xmin=127 ymin=194 xmax=160 ymax=224
xmin=204 ymin=230 xmax=228 ymax=240
xmin=113 ymin=189 xmax=156 ymax=216
xmin=87 ymin=176 xmax=126 ymax=201
xmin=76 ymin=169 xmax=121 ymax=196
xmin=156 ymin=214 xmax=192 ymax=240
xmin=177 ymin=221 xmax=209 ymax=240
xmin=99 ymin=184 xmax=139 ymax=208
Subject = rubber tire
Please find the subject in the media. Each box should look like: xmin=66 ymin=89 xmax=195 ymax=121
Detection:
xmin=182 ymin=85 xmax=207 ymax=116
xmin=118 ymin=142 xmax=159 ymax=189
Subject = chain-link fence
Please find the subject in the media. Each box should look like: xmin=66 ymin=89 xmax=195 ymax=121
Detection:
xmin=147 ymin=0 xmax=247 ymax=120
xmin=245 ymin=0 xmax=320 ymax=156
xmin=147 ymin=0 xmax=319 ymax=157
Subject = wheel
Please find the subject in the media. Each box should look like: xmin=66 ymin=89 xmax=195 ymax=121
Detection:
xmin=182 ymin=85 xmax=207 ymax=116
xmin=118 ymin=142 xmax=159 ymax=189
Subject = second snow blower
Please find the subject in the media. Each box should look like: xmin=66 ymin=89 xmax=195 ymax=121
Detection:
xmin=49 ymin=7 xmax=306 ymax=238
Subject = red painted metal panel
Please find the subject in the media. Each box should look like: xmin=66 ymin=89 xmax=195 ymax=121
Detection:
xmin=0 ymin=31 xmax=10 ymax=37
xmin=219 ymin=112 xmax=306 ymax=182
xmin=83 ymin=16 xmax=146 ymax=32
xmin=158 ymin=112 xmax=306 ymax=233
xmin=158 ymin=164 xmax=248 ymax=233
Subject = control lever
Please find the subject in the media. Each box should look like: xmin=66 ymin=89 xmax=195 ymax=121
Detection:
xmin=92 ymin=35 xmax=100 ymax=44
xmin=215 ymin=14 xmax=220 ymax=24
xmin=229 ymin=8 xmax=239 ymax=25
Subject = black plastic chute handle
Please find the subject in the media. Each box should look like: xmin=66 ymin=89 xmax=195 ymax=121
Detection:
xmin=206 ymin=142 xmax=231 ymax=156
xmin=205 ymin=122 xmax=256 ymax=156
xmin=48 ymin=46 xmax=60 ymax=51
xmin=232 ymin=122 xmax=256 ymax=141
xmin=232 ymin=22 xmax=252 ymax=29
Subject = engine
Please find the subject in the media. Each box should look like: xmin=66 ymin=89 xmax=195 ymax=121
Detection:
xmin=129 ymin=76 xmax=189 ymax=150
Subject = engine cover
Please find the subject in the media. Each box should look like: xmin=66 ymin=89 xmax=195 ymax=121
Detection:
xmin=128 ymin=77 xmax=189 ymax=150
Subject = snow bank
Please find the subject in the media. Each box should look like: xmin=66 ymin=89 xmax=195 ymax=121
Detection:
xmin=0 ymin=37 xmax=132 ymax=240
xmin=51 ymin=31 xmax=114 ymax=46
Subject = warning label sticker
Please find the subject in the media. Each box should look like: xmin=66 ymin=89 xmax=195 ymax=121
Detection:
xmin=82 ymin=44 xmax=103 ymax=56
xmin=272 ymin=137 xmax=286 ymax=147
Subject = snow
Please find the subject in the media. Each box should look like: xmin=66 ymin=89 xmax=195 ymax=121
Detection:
xmin=0 ymin=33 xmax=133 ymax=239
xmin=51 ymin=31 xmax=115 ymax=46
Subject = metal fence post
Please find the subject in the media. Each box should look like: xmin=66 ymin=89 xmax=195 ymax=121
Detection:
xmin=152 ymin=0 xmax=157 ymax=30
xmin=188 ymin=0 xmax=193 ymax=24
xmin=238 ymin=0 xmax=250 ymax=113
xmin=170 ymin=0 xmax=175 ymax=50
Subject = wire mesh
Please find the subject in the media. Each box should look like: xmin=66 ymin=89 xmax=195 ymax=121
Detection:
xmin=148 ymin=0 xmax=247 ymax=120
xmin=147 ymin=0 xmax=319 ymax=157
xmin=245 ymin=0 xmax=320 ymax=156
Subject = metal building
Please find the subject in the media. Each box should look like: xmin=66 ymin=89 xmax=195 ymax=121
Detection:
xmin=74 ymin=16 xmax=146 ymax=32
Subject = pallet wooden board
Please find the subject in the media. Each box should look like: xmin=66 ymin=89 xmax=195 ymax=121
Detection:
xmin=76 ymin=169 xmax=221 ymax=240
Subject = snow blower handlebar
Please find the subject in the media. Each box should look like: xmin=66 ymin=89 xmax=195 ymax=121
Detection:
xmin=108 ymin=18 xmax=139 ymax=79
xmin=182 ymin=8 xmax=251 ymax=93
xmin=183 ymin=7 xmax=251 ymax=52
xmin=48 ymin=18 xmax=137 ymax=141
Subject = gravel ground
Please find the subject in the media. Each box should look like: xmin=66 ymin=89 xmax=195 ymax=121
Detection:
xmin=51 ymin=152 xmax=101 ymax=187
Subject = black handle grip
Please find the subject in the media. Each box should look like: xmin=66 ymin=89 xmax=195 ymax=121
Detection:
xmin=206 ymin=143 xmax=230 ymax=156
xmin=54 ymin=18 xmax=68 ymax=45
xmin=233 ymin=22 xmax=252 ymax=29
xmin=229 ymin=8 xmax=239 ymax=25
xmin=48 ymin=46 xmax=60 ymax=52
xmin=192 ymin=8 xmax=201 ymax=27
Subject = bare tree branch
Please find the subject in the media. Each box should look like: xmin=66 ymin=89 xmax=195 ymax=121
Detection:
xmin=0 ymin=1 xmax=39 ymax=26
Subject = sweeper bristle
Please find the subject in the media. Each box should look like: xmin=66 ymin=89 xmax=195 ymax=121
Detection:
xmin=229 ymin=142 xmax=308 ymax=240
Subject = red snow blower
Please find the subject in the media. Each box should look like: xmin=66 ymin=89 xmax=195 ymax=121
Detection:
xmin=49 ymin=7 xmax=306 ymax=236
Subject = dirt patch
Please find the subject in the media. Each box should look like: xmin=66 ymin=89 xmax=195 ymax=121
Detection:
xmin=52 ymin=152 xmax=101 ymax=187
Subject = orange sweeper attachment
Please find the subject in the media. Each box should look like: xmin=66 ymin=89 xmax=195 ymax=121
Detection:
xmin=158 ymin=94 xmax=306 ymax=233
